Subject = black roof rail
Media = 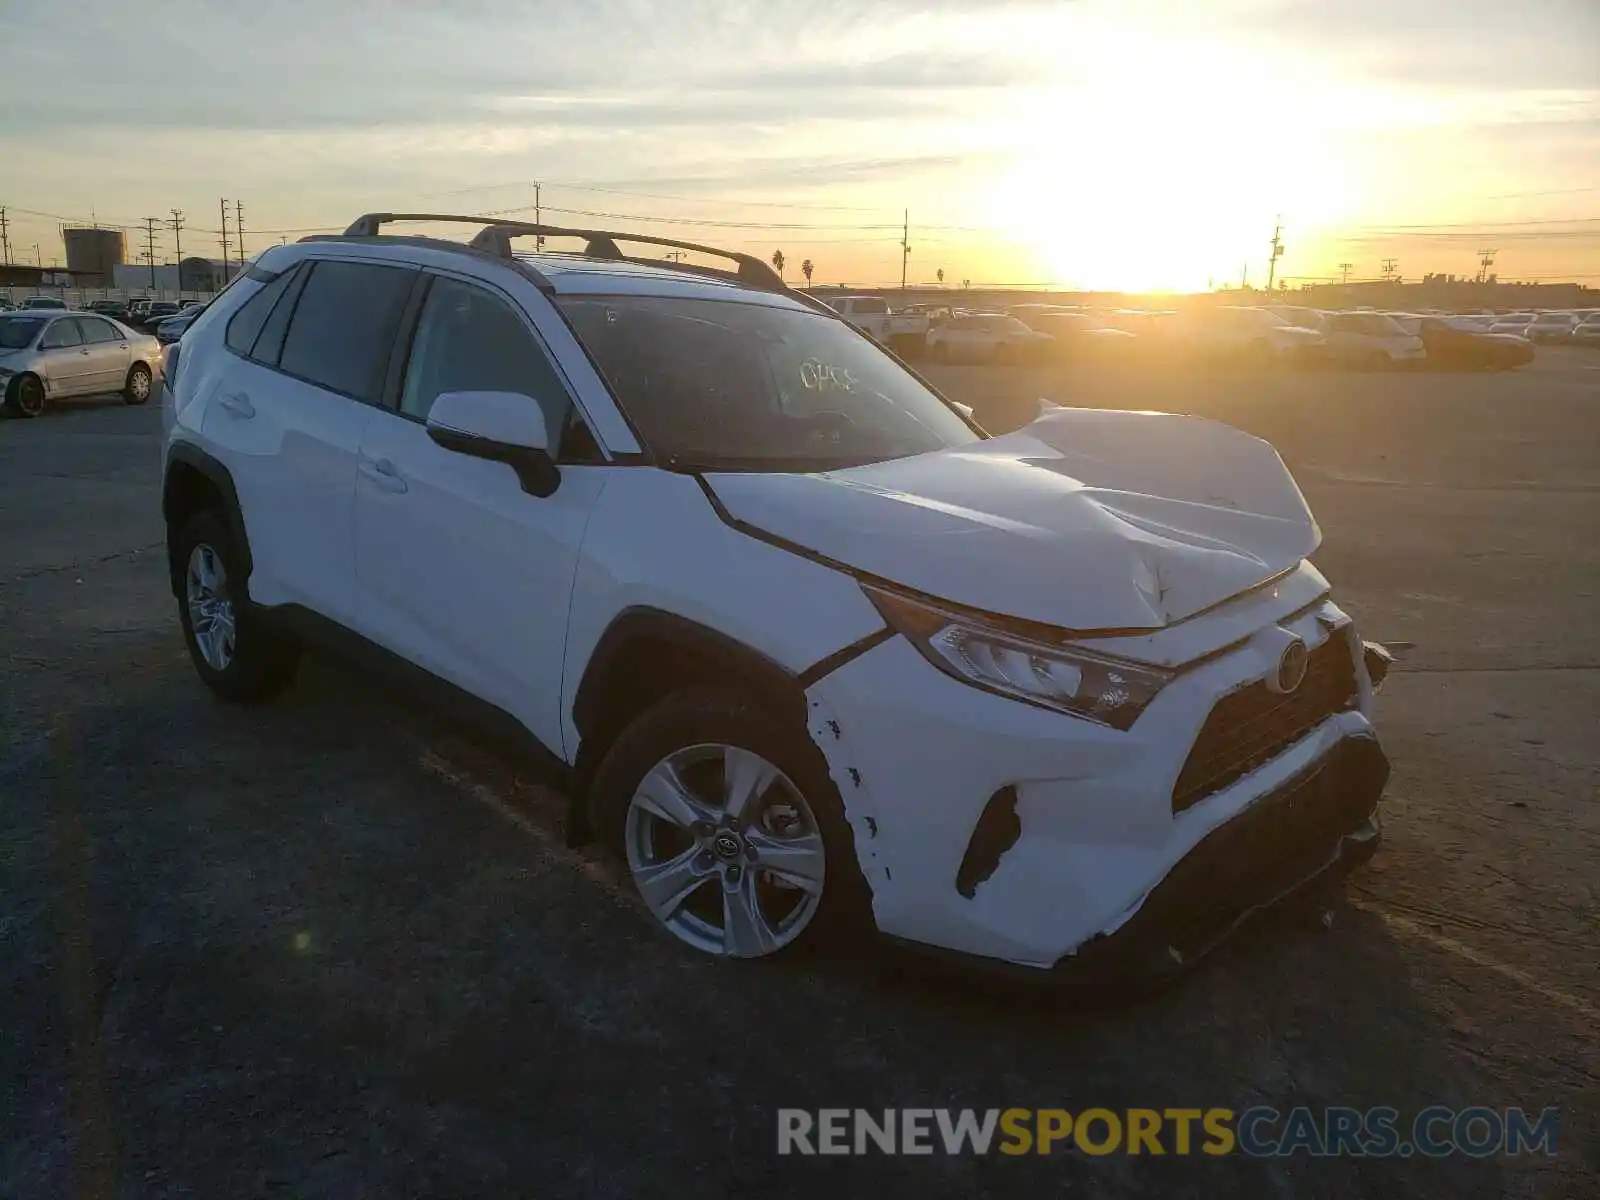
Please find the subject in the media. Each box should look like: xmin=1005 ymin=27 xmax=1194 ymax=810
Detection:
xmin=340 ymin=213 xmax=787 ymax=293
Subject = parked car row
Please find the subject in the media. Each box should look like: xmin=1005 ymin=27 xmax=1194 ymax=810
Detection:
xmin=816 ymin=293 xmax=1561 ymax=372
xmin=1 ymin=296 xmax=204 ymax=331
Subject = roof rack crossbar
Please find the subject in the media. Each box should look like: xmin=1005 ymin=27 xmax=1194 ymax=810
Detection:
xmin=341 ymin=213 xmax=787 ymax=293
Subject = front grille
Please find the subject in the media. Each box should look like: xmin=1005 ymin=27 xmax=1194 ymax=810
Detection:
xmin=1172 ymin=635 xmax=1359 ymax=814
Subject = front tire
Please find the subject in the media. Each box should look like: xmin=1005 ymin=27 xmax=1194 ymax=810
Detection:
xmin=5 ymin=374 xmax=46 ymax=418
xmin=591 ymin=688 xmax=871 ymax=961
xmin=124 ymin=362 xmax=153 ymax=405
xmin=174 ymin=511 xmax=299 ymax=702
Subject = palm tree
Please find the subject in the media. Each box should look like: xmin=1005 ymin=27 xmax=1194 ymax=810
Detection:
xmin=801 ymin=258 xmax=814 ymax=286
xmin=771 ymin=249 xmax=785 ymax=280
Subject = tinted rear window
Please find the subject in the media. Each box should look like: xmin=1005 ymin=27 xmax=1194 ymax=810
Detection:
xmin=278 ymin=261 xmax=415 ymax=400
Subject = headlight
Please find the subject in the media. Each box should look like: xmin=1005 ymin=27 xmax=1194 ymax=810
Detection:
xmin=863 ymin=585 xmax=1173 ymax=730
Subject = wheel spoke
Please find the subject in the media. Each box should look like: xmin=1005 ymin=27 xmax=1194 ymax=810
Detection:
xmin=198 ymin=548 xmax=222 ymax=592
xmin=723 ymin=746 xmax=778 ymax=822
xmin=634 ymin=760 xmax=714 ymax=829
xmin=722 ymin=873 xmax=779 ymax=958
xmin=633 ymin=846 xmax=712 ymax=917
xmin=746 ymin=828 xmax=826 ymax=894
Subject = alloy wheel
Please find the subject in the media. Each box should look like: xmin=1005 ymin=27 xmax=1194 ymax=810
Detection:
xmin=185 ymin=543 xmax=236 ymax=671
xmin=128 ymin=366 xmax=152 ymax=401
xmin=624 ymin=743 xmax=826 ymax=958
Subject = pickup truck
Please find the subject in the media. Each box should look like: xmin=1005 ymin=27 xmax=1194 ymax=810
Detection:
xmin=825 ymin=295 xmax=930 ymax=358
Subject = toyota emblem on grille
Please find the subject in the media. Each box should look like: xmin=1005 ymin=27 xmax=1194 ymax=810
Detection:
xmin=1273 ymin=638 xmax=1309 ymax=694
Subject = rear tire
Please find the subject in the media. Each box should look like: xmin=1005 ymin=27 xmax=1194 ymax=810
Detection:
xmin=174 ymin=511 xmax=300 ymax=702
xmin=123 ymin=362 xmax=153 ymax=405
xmin=5 ymin=374 xmax=45 ymax=418
xmin=591 ymin=687 xmax=873 ymax=961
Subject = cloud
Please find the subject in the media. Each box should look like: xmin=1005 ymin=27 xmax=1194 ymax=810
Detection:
xmin=1234 ymin=0 xmax=1600 ymax=91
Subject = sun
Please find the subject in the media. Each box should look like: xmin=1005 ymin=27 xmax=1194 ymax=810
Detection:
xmin=984 ymin=58 xmax=1358 ymax=293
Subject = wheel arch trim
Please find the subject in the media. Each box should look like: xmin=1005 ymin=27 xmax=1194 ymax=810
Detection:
xmin=163 ymin=442 xmax=253 ymax=593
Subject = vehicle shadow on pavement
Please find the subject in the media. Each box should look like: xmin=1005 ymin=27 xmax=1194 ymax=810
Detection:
xmin=4 ymin=635 xmax=1562 ymax=1197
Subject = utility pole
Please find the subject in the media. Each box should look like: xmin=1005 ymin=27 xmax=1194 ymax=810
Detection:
xmin=0 ymin=206 xmax=9 ymax=265
xmin=170 ymin=209 xmax=185 ymax=288
xmin=534 ymin=181 xmax=543 ymax=249
xmin=219 ymin=199 xmax=232 ymax=283
xmin=234 ymin=201 xmax=245 ymax=267
xmin=1381 ymin=257 xmax=1398 ymax=283
xmin=1476 ymin=247 xmax=1497 ymax=284
xmin=1265 ymin=217 xmax=1284 ymax=293
xmin=1338 ymin=261 xmax=1353 ymax=285
xmin=142 ymin=217 xmax=161 ymax=289
xmin=900 ymin=209 xmax=910 ymax=292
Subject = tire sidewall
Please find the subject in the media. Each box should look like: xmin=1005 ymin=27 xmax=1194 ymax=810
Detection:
xmin=590 ymin=688 xmax=875 ymax=956
xmin=6 ymin=374 xmax=45 ymax=418
xmin=125 ymin=363 xmax=153 ymax=405
xmin=174 ymin=511 xmax=296 ymax=701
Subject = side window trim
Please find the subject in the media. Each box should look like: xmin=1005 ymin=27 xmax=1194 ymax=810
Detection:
xmin=249 ymin=261 xmax=312 ymax=367
xmin=378 ymin=271 xmax=436 ymax=413
xmin=382 ymin=267 xmax=612 ymax=464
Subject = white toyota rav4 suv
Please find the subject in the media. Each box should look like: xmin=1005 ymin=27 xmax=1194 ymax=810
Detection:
xmin=161 ymin=214 xmax=1391 ymax=986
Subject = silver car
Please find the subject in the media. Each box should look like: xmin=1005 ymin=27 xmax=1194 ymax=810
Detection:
xmin=0 ymin=310 xmax=163 ymax=418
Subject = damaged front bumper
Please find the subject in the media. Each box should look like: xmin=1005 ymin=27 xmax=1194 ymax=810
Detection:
xmin=1043 ymin=734 xmax=1386 ymax=989
xmin=803 ymin=585 xmax=1390 ymax=980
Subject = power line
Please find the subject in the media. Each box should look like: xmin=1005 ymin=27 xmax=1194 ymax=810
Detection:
xmin=234 ymin=200 xmax=246 ymax=265
xmin=170 ymin=209 xmax=185 ymax=274
xmin=0 ymin=207 xmax=9 ymax=266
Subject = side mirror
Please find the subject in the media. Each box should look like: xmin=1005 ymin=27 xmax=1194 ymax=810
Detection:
xmin=425 ymin=390 xmax=561 ymax=497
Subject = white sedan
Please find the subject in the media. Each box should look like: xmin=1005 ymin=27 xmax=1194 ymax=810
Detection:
xmin=926 ymin=313 xmax=1053 ymax=364
xmin=1319 ymin=312 xmax=1427 ymax=369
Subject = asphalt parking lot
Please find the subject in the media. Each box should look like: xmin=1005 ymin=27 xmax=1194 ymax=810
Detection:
xmin=3 ymin=350 xmax=1597 ymax=1197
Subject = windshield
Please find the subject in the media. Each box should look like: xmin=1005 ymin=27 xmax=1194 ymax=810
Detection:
xmin=0 ymin=315 xmax=47 ymax=349
xmin=557 ymin=295 xmax=981 ymax=470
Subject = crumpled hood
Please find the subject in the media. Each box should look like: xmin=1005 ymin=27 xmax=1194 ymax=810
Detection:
xmin=704 ymin=407 xmax=1320 ymax=633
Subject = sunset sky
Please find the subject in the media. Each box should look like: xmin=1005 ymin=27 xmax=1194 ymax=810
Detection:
xmin=2 ymin=0 xmax=1595 ymax=292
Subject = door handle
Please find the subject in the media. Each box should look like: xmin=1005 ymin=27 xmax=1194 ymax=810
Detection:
xmin=218 ymin=392 xmax=255 ymax=419
xmin=359 ymin=457 xmax=408 ymax=494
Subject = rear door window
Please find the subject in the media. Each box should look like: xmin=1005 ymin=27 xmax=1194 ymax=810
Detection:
xmin=74 ymin=317 xmax=121 ymax=344
xmin=278 ymin=261 xmax=416 ymax=401
xmin=40 ymin=319 xmax=82 ymax=349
